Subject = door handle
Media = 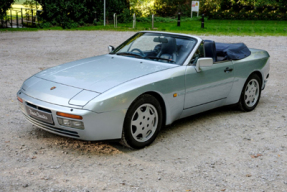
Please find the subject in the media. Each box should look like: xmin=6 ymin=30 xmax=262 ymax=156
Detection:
xmin=224 ymin=67 xmax=233 ymax=73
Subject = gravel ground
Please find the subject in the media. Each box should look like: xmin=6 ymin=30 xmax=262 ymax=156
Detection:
xmin=0 ymin=31 xmax=286 ymax=192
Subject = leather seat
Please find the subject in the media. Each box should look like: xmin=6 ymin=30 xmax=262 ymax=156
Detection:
xmin=204 ymin=40 xmax=217 ymax=62
xmin=157 ymin=37 xmax=177 ymax=63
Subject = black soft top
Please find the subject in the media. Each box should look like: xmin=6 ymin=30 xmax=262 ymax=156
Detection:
xmin=215 ymin=42 xmax=251 ymax=60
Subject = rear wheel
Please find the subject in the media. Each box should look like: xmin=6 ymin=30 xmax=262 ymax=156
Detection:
xmin=120 ymin=94 xmax=163 ymax=149
xmin=238 ymin=74 xmax=262 ymax=112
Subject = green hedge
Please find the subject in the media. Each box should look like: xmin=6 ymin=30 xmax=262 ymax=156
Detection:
xmin=204 ymin=0 xmax=287 ymax=20
xmin=36 ymin=0 xmax=129 ymax=28
xmin=27 ymin=0 xmax=287 ymax=29
xmin=152 ymin=0 xmax=287 ymax=20
xmin=207 ymin=0 xmax=286 ymax=20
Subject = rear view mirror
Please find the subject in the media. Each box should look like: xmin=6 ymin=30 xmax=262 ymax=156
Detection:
xmin=108 ymin=45 xmax=115 ymax=53
xmin=195 ymin=58 xmax=213 ymax=72
xmin=153 ymin=37 xmax=168 ymax=43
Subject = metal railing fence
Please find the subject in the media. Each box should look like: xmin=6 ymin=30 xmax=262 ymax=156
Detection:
xmin=0 ymin=8 xmax=42 ymax=28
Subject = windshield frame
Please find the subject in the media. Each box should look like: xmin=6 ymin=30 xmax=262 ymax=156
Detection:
xmin=110 ymin=32 xmax=198 ymax=66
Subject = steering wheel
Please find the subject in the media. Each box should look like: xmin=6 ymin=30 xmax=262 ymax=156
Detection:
xmin=130 ymin=48 xmax=145 ymax=56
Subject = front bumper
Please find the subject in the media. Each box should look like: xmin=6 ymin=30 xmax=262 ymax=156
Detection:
xmin=17 ymin=91 xmax=125 ymax=141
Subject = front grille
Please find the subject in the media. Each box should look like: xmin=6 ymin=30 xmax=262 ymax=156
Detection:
xmin=24 ymin=113 xmax=80 ymax=138
xmin=26 ymin=102 xmax=52 ymax=113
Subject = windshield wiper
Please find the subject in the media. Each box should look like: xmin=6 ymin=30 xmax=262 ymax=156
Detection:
xmin=145 ymin=56 xmax=176 ymax=63
xmin=116 ymin=52 xmax=144 ymax=58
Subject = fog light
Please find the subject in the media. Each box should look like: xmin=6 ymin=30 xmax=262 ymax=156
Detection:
xmin=72 ymin=121 xmax=82 ymax=127
xmin=63 ymin=119 xmax=71 ymax=126
xmin=71 ymin=120 xmax=84 ymax=129
xmin=57 ymin=117 xmax=84 ymax=130
xmin=57 ymin=118 xmax=63 ymax=125
xmin=58 ymin=118 xmax=70 ymax=126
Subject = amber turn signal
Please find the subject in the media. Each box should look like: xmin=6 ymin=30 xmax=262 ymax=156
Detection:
xmin=17 ymin=96 xmax=23 ymax=103
xmin=173 ymin=93 xmax=178 ymax=97
xmin=56 ymin=112 xmax=83 ymax=120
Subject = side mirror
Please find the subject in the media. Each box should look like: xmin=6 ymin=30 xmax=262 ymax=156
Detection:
xmin=195 ymin=58 xmax=213 ymax=72
xmin=108 ymin=45 xmax=115 ymax=53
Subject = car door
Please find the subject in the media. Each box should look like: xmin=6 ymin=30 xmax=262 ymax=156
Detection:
xmin=184 ymin=60 xmax=235 ymax=110
xmin=182 ymin=41 xmax=235 ymax=114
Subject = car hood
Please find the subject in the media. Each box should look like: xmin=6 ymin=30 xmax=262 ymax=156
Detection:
xmin=35 ymin=54 xmax=177 ymax=93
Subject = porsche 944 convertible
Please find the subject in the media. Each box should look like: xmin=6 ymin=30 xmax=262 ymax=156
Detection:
xmin=17 ymin=31 xmax=270 ymax=148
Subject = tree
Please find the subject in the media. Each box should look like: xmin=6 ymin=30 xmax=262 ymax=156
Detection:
xmin=150 ymin=0 xmax=286 ymax=19
xmin=0 ymin=0 xmax=15 ymax=22
xmin=130 ymin=0 xmax=156 ymax=17
xmin=23 ymin=0 xmax=40 ymax=10
xmin=154 ymin=0 xmax=189 ymax=16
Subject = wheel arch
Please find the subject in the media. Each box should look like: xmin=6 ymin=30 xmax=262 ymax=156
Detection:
xmin=240 ymin=70 xmax=263 ymax=99
xmin=121 ymin=91 xmax=167 ymax=148
xmin=139 ymin=91 xmax=167 ymax=126
xmin=250 ymin=71 xmax=263 ymax=87
xmin=231 ymin=70 xmax=264 ymax=105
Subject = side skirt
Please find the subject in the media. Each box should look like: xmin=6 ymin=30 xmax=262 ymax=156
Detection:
xmin=179 ymin=98 xmax=226 ymax=119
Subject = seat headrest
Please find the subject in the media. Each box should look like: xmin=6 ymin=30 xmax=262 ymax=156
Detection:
xmin=161 ymin=37 xmax=176 ymax=55
xmin=204 ymin=40 xmax=217 ymax=62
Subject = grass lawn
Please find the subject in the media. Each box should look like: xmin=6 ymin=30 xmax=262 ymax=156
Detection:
xmin=1 ymin=18 xmax=287 ymax=36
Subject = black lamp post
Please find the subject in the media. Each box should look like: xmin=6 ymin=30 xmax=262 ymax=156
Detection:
xmin=177 ymin=12 xmax=181 ymax=27
xmin=201 ymin=14 xmax=204 ymax=28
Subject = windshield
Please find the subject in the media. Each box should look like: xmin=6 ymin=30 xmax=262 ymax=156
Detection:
xmin=111 ymin=32 xmax=197 ymax=65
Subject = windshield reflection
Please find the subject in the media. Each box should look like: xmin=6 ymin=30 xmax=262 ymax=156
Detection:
xmin=111 ymin=32 xmax=197 ymax=65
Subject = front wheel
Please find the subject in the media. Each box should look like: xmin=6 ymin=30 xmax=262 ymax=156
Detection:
xmin=238 ymin=74 xmax=262 ymax=112
xmin=120 ymin=94 xmax=163 ymax=149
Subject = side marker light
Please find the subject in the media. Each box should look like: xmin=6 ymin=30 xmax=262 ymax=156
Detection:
xmin=17 ymin=96 xmax=23 ymax=103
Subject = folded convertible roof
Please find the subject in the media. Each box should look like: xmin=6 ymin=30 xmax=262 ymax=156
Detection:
xmin=215 ymin=42 xmax=251 ymax=60
xmin=205 ymin=40 xmax=251 ymax=60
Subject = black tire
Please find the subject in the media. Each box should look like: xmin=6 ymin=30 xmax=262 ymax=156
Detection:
xmin=120 ymin=94 xmax=163 ymax=149
xmin=238 ymin=74 xmax=262 ymax=112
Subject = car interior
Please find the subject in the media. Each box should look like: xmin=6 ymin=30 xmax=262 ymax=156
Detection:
xmin=150 ymin=38 xmax=245 ymax=65
xmin=147 ymin=37 xmax=196 ymax=65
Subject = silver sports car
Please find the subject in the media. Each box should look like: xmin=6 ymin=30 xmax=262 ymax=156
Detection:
xmin=17 ymin=31 xmax=270 ymax=149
